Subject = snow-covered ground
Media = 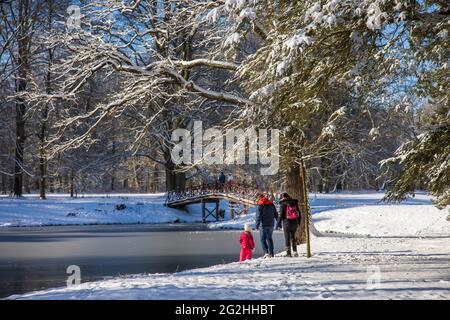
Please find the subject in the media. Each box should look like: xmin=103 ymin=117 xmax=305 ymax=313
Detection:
xmin=1 ymin=192 xmax=448 ymax=238
xmin=210 ymin=192 xmax=450 ymax=237
xmin=0 ymin=193 xmax=203 ymax=227
xmin=7 ymin=235 xmax=450 ymax=300
xmin=310 ymin=192 xmax=449 ymax=237
xmin=2 ymin=191 xmax=449 ymax=300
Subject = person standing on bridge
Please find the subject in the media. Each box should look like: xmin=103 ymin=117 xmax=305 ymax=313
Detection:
xmin=277 ymin=192 xmax=301 ymax=257
xmin=225 ymin=173 xmax=235 ymax=191
xmin=255 ymin=193 xmax=278 ymax=258
xmin=218 ymin=172 xmax=226 ymax=184
xmin=218 ymin=172 xmax=226 ymax=192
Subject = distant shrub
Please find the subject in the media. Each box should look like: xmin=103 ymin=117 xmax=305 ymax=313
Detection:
xmin=115 ymin=204 xmax=126 ymax=211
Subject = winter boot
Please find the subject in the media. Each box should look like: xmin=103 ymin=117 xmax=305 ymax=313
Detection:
xmin=284 ymin=247 xmax=292 ymax=257
xmin=293 ymin=251 xmax=299 ymax=257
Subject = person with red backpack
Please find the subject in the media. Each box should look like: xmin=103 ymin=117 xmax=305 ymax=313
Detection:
xmin=277 ymin=192 xmax=301 ymax=257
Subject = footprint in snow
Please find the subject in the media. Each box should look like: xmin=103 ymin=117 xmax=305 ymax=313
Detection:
xmin=321 ymin=292 xmax=332 ymax=298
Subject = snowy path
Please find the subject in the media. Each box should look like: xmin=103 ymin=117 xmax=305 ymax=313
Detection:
xmin=7 ymin=236 xmax=450 ymax=300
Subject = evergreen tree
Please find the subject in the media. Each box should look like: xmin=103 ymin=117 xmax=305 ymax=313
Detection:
xmin=382 ymin=103 xmax=449 ymax=208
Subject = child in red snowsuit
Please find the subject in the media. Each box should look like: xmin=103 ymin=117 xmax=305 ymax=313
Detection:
xmin=239 ymin=223 xmax=255 ymax=261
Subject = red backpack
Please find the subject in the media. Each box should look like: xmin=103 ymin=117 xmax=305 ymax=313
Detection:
xmin=286 ymin=203 xmax=299 ymax=220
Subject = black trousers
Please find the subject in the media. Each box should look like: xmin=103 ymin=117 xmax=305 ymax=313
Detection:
xmin=283 ymin=220 xmax=298 ymax=253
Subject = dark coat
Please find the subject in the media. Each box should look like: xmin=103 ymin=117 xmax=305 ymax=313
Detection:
xmin=277 ymin=198 xmax=301 ymax=229
xmin=256 ymin=197 xmax=278 ymax=229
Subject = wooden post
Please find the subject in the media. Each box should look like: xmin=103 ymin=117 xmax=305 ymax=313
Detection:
xmin=215 ymin=200 xmax=219 ymax=221
xmin=201 ymin=199 xmax=206 ymax=223
xmin=300 ymin=157 xmax=312 ymax=258
xmin=230 ymin=201 xmax=235 ymax=219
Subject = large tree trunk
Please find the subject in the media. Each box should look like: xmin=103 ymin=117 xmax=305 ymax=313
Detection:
xmin=131 ymin=161 xmax=140 ymax=191
xmin=110 ymin=174 xmax=115 ymax=192
xmin=69 ymin=169 xmax=74 ymax=198
xmin=161 ymin=112 xmax=187 ymax=193
xmin=110 ymin=119 xmax=116 ymax=191
xmin=8 ymin=176 xmax=14 ymax=194
xmin=38 ymin=142 xmax=46 ymax=199
xmin=13 ymin=0 xmax=31 ymax=197
xmin=24 ymin=175 xmax=31 ymax=193
xmin=14 ymin=83 xmax=26 ymax=197
xmin=39 ymin=88 xmax=49 ymax=199
xmin=1 ymin=174 xmax=6 ymax=194
xmin=285 ymin=163 xmax=306 ymax=244
xmin=38 ymin=1 xmax=54 ymax=200
xmin=285 ymin=163 xmax=304 ymax=201
xmin=14 ymin=98 xmax=26 ymax=197
xmin=165 ymin=160 xmax=186 ymax=192
xmin=152 ymin=167 xmax=159 ymax=192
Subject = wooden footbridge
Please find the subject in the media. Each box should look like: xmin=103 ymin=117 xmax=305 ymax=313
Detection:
xmin=166 ymin=183 xmax=264 ymax=223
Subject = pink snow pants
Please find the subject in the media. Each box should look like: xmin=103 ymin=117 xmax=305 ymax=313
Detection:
xmin=240 ymin=249 xmax=253 ymax=261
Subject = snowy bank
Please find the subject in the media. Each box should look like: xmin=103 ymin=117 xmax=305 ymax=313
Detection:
xmin=1 ymin=192 xmax=448 ymax=238
xmin=7 ymin=235 xmax=450 ymax=300
xmin=0 ymin=193 xmax=202 ymax=227
xmin=208 ymin=192 xmax=449 ymax=237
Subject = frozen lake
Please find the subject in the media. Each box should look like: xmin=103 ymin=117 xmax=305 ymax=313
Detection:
xmin=0 ymin=224 xmax=284 ymax=298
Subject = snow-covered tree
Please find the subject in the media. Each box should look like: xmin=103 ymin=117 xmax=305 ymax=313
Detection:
xmin=1 ymin=0 xmax=446 ymax=203
xmin=382 ymin=102 xmax=449 ymax=208
xmin=39 ymin=0 xmax=250 ymax=192
xmin=208 ymin=0 xmax=448 ymax=201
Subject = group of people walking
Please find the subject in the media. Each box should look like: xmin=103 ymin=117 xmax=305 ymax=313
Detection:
xmin=218 ymin=172 xmax=255 ymax=190
xmin=218 ymin=172 xmax=234 ymax=185
xmin=239 ymin=192 xmax=302 ymax=261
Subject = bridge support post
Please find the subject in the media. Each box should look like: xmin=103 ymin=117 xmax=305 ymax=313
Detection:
xmin=201 ymin=199 xmax=206 ymax=223
xmin=230 ymin=202 xmax=235 ymax=219
xmin=202 ymin=199 xmax=220 ymax=223
xmin=215 ymin=201 xmax=219 ymax=221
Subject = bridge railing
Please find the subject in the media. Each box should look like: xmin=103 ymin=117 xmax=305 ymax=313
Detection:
xmin=166 ymin=182 xmax=262 ymax=204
